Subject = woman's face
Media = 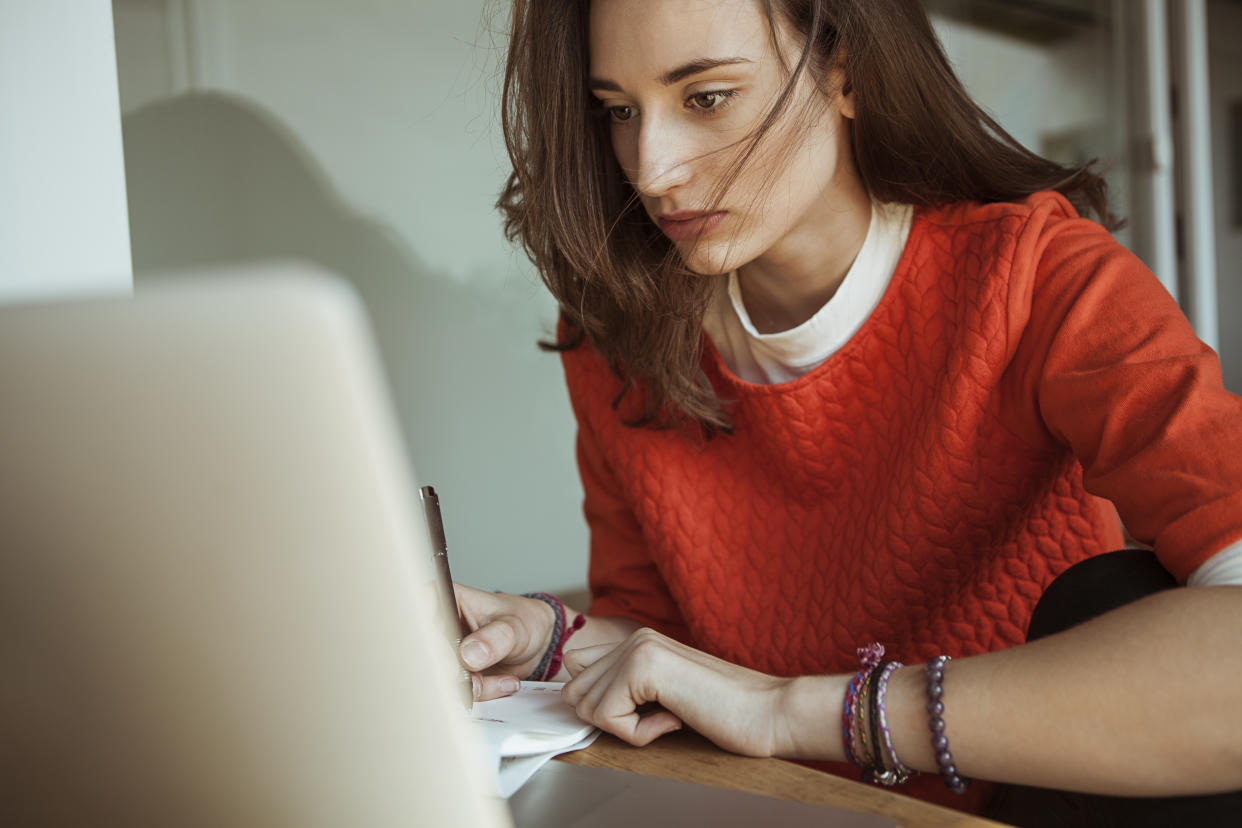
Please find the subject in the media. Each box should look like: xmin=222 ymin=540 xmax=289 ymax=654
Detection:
xmin=588 ymin=0 xmax=862 ymax=276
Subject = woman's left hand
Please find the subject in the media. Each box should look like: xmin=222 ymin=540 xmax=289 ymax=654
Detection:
xmin=560 ymin=627 xmax=793 ymax=756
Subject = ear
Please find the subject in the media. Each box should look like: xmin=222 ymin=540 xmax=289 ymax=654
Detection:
xmin=824 ymin=58 xmax=855 ymax=120
xmin=837 ymin=68 xmax=855 ymax=120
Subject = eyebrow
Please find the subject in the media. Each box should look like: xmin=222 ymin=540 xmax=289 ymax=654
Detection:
xmin=588 ymin=57 xmax=753 ymax=93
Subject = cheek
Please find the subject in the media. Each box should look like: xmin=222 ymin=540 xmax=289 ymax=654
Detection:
xmin=610 ymin=129 xmax=638 ymax=182
xmin=714 ymin=154 xmax=796 ymax=239
xmin=756 ymin=135 xmax=840 ymax=219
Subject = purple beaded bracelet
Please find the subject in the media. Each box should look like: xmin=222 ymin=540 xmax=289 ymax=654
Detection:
xmin=925 ymin=655 xmax=970 ymax=794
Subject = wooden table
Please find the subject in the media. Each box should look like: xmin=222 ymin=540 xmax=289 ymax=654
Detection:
xmin=557 ymin=730 xmax=1008 ymax=828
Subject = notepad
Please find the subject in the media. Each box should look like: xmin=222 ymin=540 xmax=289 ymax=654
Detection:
xmin=471 ymin=681 xmax=600 ymax=797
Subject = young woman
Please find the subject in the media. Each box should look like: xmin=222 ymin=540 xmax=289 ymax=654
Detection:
xmin=454 ymin=0 xmax=1242 ymax=822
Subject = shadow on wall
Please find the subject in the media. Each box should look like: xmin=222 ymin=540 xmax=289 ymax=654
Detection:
xmin=120 ymin=91 xmax=587 ymax=592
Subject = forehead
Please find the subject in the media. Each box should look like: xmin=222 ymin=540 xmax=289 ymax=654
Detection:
xmin=588 ymin=0 xmax=770 ymax=78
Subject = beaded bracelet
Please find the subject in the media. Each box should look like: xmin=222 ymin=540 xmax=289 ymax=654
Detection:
xmin=925 ymin=655 xmax=970 ymax=794
xmin=521 ymin=592 xmax=585 ymax=682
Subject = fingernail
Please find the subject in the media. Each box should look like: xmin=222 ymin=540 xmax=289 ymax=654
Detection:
xmin=499 ymin=677 xmax=519 ymax=694
xmin=472 ymin=676 xmax=481 ymax=699
xmin=461 ymin=640 xmax=488 ymax=670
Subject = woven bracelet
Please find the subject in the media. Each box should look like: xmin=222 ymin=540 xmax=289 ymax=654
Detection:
xmin=868 ymin=661 xmax=911 ymax=786
xmin=545 ymin=612 xmax=586 ymax=679
xmin=841 ymin=671 xmax=862 ymax=766
xmin=851 ymin=643 xmax=887 ymax=771
xmin=521 ymin=592 xmax=564 ymax=682
xmin=861 ymin=659 xmax=891 ymax=783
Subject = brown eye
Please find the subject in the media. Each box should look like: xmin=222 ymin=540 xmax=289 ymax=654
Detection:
xmin=690 ymin=91 xmax=726 ymax=110
xmin=608 ymin=105 xmax=636 ymax=123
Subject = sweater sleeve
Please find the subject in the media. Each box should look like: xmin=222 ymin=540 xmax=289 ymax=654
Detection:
xmin=1003 ymin=198 xmax=1242 ymax=582
xmin=563 ymin=350 xmax=693 ymax=641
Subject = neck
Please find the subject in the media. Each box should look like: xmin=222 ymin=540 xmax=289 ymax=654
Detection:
xmin=736 ymin=176 xmax=871 ymax=335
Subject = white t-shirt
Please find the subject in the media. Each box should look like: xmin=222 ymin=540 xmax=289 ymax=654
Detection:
xmin=703 ymin=201 xmax=913 ymax=385
xmin=701 ymin=201 xmax=1242 ymax=586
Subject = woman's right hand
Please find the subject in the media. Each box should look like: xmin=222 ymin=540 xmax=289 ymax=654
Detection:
xmin=453 ymin=583 xmax=556 ymax=701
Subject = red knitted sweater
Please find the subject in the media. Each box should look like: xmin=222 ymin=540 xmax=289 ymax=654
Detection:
xmin=560 ymin=192 xmax=1242 ymax=810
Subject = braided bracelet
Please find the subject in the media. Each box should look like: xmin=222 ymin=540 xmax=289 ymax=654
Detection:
xmin=545 ymin=612 xmax=586 ymax=679
xmin=868 ymin=661 xmax=911 ymax=786
xmin=840 ymin=671 xmax=862 ymax=766
xmin=860 ymin=659 xmax=892 ymax=783
xmin=854 ymin=662 xmax=877 ymax=767
xmin=850 ymin=676 xmax=868 ymax=767
xmin=521 ymin=592 xmax=584 ymax=682
xmin=845 ymin=643 xmax=912 ymax=786
xmin=849 ymin=643 xmax=887 ymax=772
xmin=521 ymin=592 xmax=563 ymax=681
xmin=926 ymin=655 xmax=970 ymax=794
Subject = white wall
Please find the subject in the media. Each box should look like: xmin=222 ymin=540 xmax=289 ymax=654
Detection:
xmin=929 ymin=12 xmax=1128 ymax=247
xmin=930 ymin=15 xmax=1116 ymax=156
xmin=0 ymin=2 xmax=132 ymax=302
xmin=1208 ymin=0 xmax=1242 ymax=393
xmin=113 ymin=0 xmax=586 ymax=595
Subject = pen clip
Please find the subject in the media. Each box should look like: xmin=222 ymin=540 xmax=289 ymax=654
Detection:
xmin=420 ymin=485 xmax=449 ymax=558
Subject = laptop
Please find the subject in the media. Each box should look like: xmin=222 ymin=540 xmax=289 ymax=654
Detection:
xmin=0 ymin=263 xmax=894 ymax=827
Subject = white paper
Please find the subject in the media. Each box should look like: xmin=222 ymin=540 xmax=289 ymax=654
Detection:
xmin=492 ymin=730 xmax=600 ymax=797
xmin=471 ymin=681 xmax=600 ymax=797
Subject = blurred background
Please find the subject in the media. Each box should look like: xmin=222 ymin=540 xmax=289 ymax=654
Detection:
xmin=2 ymin=0 xmax=1239 ymax=597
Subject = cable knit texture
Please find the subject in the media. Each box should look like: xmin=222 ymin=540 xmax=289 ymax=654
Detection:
xmin=561 ymin=192 xmax=1242 ymax=810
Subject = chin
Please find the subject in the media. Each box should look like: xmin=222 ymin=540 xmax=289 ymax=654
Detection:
xmin=682 ymin=260 xmax=731 ymax=277
xmin=679 ymin=240 xmax=750 ymax=277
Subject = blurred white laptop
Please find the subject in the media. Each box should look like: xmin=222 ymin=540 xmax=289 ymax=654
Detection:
xmin=0 ymin=264 xmax=894 ymax=828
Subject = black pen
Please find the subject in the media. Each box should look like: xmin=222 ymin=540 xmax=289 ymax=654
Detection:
xmin=420 ymin=485 xmax=474 ymax=710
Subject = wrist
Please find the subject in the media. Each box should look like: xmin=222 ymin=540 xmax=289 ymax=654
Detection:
xmin=772 ymin=674 xmax=851 ymax=760
xmin=523 ymin=593 xmax=558 ymax=667
xmin=521 ymin=592 xmax=587 ymax=681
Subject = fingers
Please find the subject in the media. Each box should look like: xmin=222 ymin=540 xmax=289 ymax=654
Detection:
xmin=562 ymin=628 xmax=684 ymax=746
xmin=563 ymin=643 xmax=616 ymax=676
xmin=452 ymin=582 xmax=497 ymax=632
xmin=631 ymin=709 xmax=683 ymax=746
xmin=471 ymin=671 xmax=522 ymax=702
xmin=561 ymin=638 xmax=625 ymax=707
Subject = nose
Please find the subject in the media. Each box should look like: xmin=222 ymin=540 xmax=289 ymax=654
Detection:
xmin=632 ymin=116 xmax=692 ymax=198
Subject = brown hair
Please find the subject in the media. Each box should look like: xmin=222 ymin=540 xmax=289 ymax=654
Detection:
xmin=497 ymin=0 xmax=1119 ymax=432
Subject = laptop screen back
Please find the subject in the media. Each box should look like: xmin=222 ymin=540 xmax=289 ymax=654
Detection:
xmin=0 ymin=265 xmax=511 ymax=828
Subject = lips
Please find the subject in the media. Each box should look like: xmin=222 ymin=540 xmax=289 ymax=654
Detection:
xmin=657 ymin=210 xmax=726 ymax=242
